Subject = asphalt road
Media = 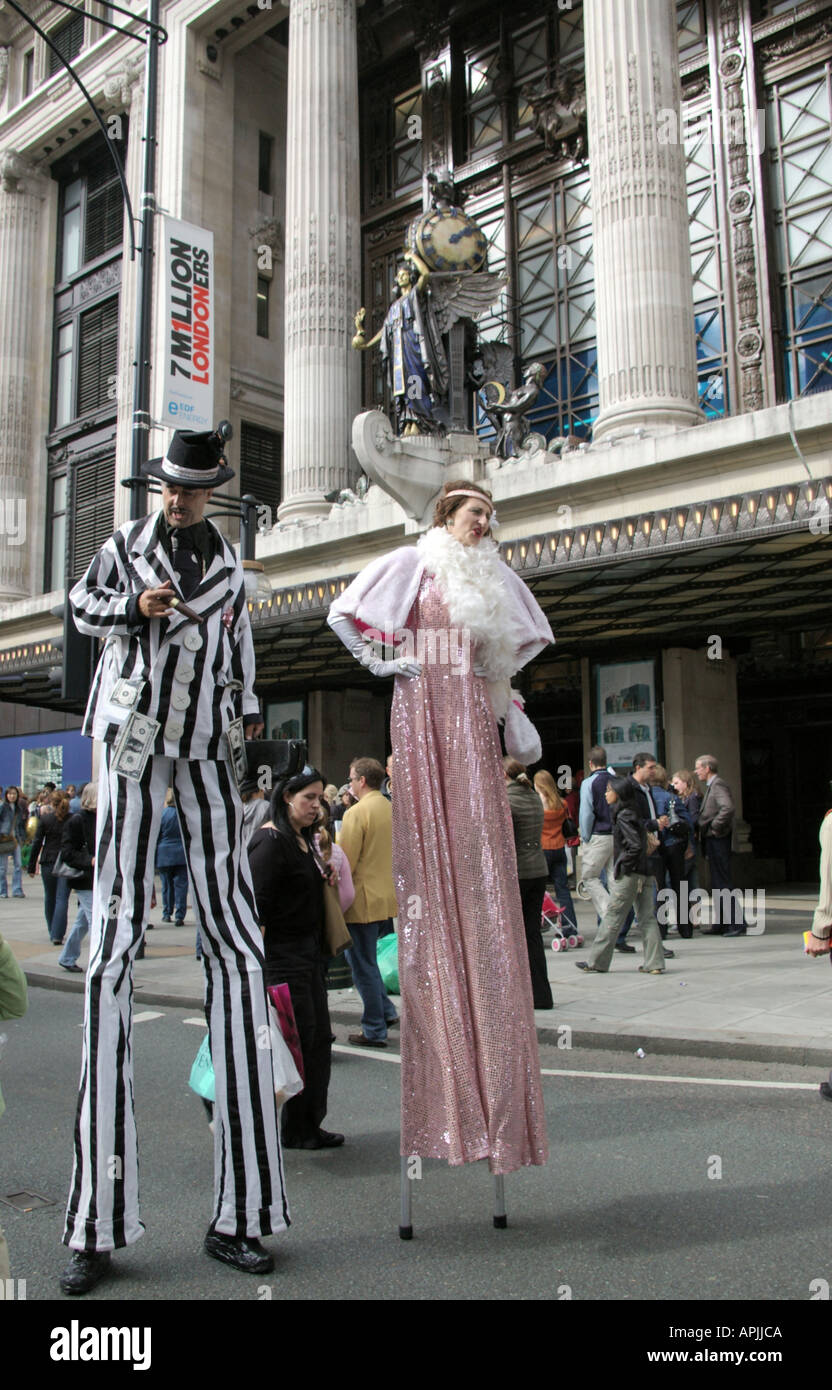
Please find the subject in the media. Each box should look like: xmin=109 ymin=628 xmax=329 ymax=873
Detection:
xmin=1 ymin=985 xmax=831 ymax=1305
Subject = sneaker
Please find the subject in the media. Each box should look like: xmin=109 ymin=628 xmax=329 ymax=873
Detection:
xmin=59 ymin=962 xmax=82 ymax=973
xmin=663 ymin=948 xmax=675 ymax=959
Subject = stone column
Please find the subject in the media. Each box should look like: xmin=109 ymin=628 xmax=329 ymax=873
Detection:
xmin=584 ymin=0 xmax=702 ymax=441
xmin=278 ymin=0 xmax=361 ymax=522
xmin=0 ymin=152 xmax=49 ymax=598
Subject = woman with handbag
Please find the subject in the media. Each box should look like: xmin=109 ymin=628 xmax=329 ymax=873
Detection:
xmin=504 ymin=759 xmax=554 ymax=1010
xmin=534 ymin=769 xmax=579 ymax=936
xmin=28 ymin=791 xmax=73 ymax=942
xmin=57 ymin=784 xmax=98 ymax=973
xmin=248 ymin=768 xmax=345 ymax=1152
xmin=0 ymin=787 xmax=27 ymax=900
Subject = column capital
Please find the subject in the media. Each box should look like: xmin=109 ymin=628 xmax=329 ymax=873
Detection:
xmin=0 ymin=148 xmax=48 ymax=197
xmin=101 ymin=52 xmax=145 ymax=111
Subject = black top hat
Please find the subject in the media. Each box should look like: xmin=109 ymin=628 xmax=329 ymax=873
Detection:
xmin=143 ymin=424 xmax=234 ymax=488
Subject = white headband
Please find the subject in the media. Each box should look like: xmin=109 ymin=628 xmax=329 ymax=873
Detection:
xmin=444 ymin=489 xmax=494 ymax=513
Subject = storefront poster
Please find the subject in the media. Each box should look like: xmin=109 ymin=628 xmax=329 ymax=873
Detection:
xmin=595 ymin=660 xmax=657 ymax=766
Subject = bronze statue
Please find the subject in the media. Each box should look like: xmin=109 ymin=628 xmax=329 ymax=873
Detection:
xmin=480 ymin=362 xmax=548 ymax=458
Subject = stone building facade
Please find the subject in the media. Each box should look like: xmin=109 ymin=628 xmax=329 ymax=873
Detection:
xmin=0 ymin=0 xmax=831 ymax=876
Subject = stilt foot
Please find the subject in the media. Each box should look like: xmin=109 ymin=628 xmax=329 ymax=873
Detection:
xmin=493 ymin=1214 xmax=507 ymax=1229
xmin=399 ymin=1225 xmax=413 ymax=1240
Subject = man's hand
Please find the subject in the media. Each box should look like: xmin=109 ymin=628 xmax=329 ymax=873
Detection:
xmin=138 ymin=585 xmax=177 ymax=618
xmin=657 ymin=815 xmax=670 ymax=830
xmin=244 ymin=720 xmax=264 ymax=739
xmin=807 ymin=932 xmax=832 ymax=957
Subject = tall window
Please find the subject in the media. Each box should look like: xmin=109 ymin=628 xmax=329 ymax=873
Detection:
xmin=515 ymin=174 xmax=597 ymax=441
xmin=462 ymin=5 xmax=584 ymax=160
xmin=686 ymin=107 xmax=730 ymax=417
xmin=48 ymin=12 xmax=85 ymax=76
xmin=22 ymin=49 xmax=34 ymax=100
xmin=47 ymin=134 xmax=125 ymax=590
xmin=767 ymin=62 xmax=832 ymax=399
xmin=362 ymin=65 xmax=422 ymax=211
xmin=256 ymin=276 xmax=270 ymax=338
xmin=240 ymin=422 xmax=282 ymax=525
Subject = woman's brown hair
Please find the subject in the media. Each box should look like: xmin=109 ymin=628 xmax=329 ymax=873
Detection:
xmin=533 ymin=769 xmax=564 ymax=812
xmin=51 ymin=791 xmax=71 ymax=821
xmin=431 ymin=479 xmax=494 ymax=536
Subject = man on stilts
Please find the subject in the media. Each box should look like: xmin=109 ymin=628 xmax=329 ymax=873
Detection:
xmin=59 ymin=426 xmax=288 ymax=1295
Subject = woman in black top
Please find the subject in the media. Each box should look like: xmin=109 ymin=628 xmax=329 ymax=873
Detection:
xmin=28 ymin=791 xmax=72 ymax=943
xmin=248 ymin=768 xmax=344 ymax=1152
xmin=504 ymin=758 xmax=554 ymax=1011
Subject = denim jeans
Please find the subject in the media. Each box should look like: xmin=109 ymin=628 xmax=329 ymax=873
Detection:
xmin=41 ymin=863 xmax=71 ymax=942
xmin=159 ymin=864 xmax=188 ymax=921
xmin=59 ymin=889 xmax=94 ymax=968
xmin=543 ymin=848 xmax=578 ymax=933
xmin=0 ymin=844 xmax=23 ymax=897
xmin=344 ymin=919 xmax=398 ymax=1041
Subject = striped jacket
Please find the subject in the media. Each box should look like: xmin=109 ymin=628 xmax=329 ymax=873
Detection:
xmin=70 ymin=511 xmax=259 ymax=759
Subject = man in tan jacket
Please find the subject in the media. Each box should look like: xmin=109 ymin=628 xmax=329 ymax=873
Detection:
xmin=339 ymin=757 xmax=399 ymax=1047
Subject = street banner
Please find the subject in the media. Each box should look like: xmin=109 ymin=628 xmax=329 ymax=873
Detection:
xmin=160 ymin=217 xmax=214 ymax=431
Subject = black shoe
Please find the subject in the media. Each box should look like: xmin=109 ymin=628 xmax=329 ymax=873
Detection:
xmin=161 ymin=915 xmax=171 ymax=923
xmin=663 ymin=948 xmax=675 ymax=959
xmin=701 ymin=929 xmax=725 ymax=936
xmin=575 ymin=961 xmax=603 ymax=973
xmin=59 ymin=1250 xmax=112 ymax=1295
xmin=724 ymin=928 xmax=746 ymax=937
xmin=309 ymin=1129 xmax=345 ymax=1149
xmin=59 ymin=962 xmax=82 ymax=973
xmin=385 ymin=1017 xmax=399 ymax=1030
xmin=615 ymin=942 xmax=636 ymax=953
xmin=204 ymin=1230 xmax=274 ymax=1274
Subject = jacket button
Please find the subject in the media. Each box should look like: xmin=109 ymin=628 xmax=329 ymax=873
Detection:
xmin=174 ymin=665 xmax=195 ymax=683
xmin=164 ymin=720 xmax=185 ymax=739
xmin=171 ymin=691 xmax=190 ymax=711
xmin=184 ymin=632 xmax=203 ymax=652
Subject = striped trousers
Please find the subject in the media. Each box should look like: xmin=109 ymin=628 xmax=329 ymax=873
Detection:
xmin=63 ymin=747 xmax=289 ymax=1252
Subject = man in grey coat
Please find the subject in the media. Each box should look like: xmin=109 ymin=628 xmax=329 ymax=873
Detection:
xmin=695 ymin=754 xmax=746 ymax=935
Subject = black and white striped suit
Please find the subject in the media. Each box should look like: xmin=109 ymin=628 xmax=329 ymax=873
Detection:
xmin=63 ymin=511 xmax=288 ymax=1252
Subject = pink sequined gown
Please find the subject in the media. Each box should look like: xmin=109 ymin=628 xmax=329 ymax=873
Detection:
xmin=392 ymin=575 xmax=549 ymax=1174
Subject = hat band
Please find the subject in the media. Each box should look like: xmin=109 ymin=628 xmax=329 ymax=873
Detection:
xmin=162 ymin=458 xmax=220 ymax=483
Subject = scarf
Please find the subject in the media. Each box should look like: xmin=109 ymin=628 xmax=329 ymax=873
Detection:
xmin=417 ymin=526 xmax=519 ymax=717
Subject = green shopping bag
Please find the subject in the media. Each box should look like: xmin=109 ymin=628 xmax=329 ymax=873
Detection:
xmin=188 ymin=1032 xmax=215 ymax=1102
xmin=376 ymin=932 xmax=399 ymax=994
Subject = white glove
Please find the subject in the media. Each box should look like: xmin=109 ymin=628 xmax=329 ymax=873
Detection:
xmin=329 ymin=614 xmax=422 ymax=680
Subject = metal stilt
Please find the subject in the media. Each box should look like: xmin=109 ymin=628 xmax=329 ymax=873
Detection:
xmin=493 ymin=1174 xmax=507 ymax=1229
xmin=399 ymin=1155 xmax=413 ymax=1240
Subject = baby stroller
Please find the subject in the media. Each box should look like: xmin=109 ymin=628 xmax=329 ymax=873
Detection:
xmin=541 ymin=891 xmax=583 ymax=952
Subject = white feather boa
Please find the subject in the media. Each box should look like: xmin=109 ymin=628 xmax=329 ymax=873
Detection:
xmin=417 ymin=526 xmax=518 ymax=718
